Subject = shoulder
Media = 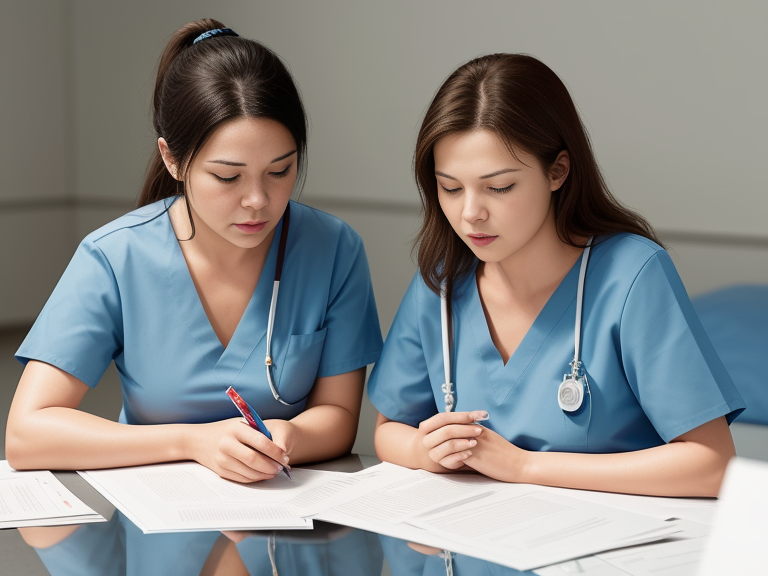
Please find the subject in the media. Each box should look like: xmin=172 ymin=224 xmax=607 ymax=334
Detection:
xmin=589 ymin=233 xmax=670 ymax=282
xmin=67 ymin=199 xmax=173 ymax=280
xmin=288 ymin=201 xmax=363 ymax=249
xmin=397 ymin=270 xmax=443 ymax=321
xmin=592 ymin=233 xmax=664 ymax=263
xmin=286 ymin=202 xmax=367 ymax=276
xmin=82 ymin=198 xmax=172 ymax=250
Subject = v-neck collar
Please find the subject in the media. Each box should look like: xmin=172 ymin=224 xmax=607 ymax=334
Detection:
xmin=164 ymin=198 xmax=284 ymax=384
xmin=461 ymin=254 xmax=584 ymax=403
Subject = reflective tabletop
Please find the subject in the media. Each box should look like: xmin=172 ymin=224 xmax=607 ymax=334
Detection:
xmin=2 ymin=456 xmax=536 ymax=576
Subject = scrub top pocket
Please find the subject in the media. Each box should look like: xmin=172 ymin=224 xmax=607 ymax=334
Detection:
xmin=274 ymin=328 xmax=328 ymax=404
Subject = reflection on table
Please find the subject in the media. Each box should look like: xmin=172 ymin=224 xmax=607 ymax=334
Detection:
xmin=20 ymin=514 xmax=385 ymax=576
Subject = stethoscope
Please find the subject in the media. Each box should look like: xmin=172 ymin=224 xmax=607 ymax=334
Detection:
xmin=264 ymin=203 xmax=307 ymax=406
xmin=440 ymin=238 xmax=593 ymax=413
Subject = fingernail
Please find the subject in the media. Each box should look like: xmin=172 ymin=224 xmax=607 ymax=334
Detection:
xmin=474 ymin=427 xmax=483 ymax=434
xmin=463 ymin=451 xmax=472 ymax=460
xmin=475 ymin=412 xmax=489 ymax=421
xmin=469 ymin=439 xmax=477 ymax=447
xmin=282 ymin=455 xmax=290 ymax=464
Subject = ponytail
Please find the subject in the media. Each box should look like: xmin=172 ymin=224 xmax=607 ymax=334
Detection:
xmin=139 ymin=19 xmax=224 ymax=207
xmin=138 ymin=18 xmax=306 ymax=208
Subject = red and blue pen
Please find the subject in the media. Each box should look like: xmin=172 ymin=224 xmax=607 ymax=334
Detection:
xmin=225 ymin=386 xmax=292 ymax=479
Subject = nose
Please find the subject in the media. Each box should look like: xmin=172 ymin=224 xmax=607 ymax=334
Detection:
xmin=461 ymin=189 xmax=488 ymax=223
xmin=242 ymin=180 xmax=268 ymax=211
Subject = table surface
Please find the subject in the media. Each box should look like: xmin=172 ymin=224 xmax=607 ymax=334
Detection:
xmin=3 ymin=454 xmax=711 ymax=576
xmin=2 ymin=455 xmax=539 ymax=576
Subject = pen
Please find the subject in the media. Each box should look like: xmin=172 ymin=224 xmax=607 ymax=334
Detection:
xmin=225 ymin=386 xmax=292 ymax=480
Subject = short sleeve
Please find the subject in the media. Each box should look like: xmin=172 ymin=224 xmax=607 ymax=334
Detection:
xmin=367 ymin=273 xmax=439 ymax=427
xmin=16 ymin=239 xmax=124 ymax=388
xmin=316 ymin=229 xmax=382 ymax=377
xmin=619 ymin=251 xmax=745 ymax=441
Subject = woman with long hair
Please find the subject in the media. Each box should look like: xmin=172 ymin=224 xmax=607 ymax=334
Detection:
xmin=7 ymin=18 xmax=382 ymax=575
xmin=369 ymin=53 xmax=742 ymax=498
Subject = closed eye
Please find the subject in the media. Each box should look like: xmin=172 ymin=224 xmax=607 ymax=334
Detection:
xmin=489 ymin=184 xmax=513 ymax=193
xmin=213 ymin=174 xmax=239 ymax=184
xmin=440 ymin=184 xmax=462 ymax=194
xmin=269 ymin=164 xmax=292 ymax=178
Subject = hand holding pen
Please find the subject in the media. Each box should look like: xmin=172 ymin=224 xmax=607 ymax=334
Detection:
xmin=226 ymin=386 xmax=292 ymax=480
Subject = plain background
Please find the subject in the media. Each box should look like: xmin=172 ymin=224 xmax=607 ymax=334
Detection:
xmin=2 ymin=0 xmax=767 ymax=458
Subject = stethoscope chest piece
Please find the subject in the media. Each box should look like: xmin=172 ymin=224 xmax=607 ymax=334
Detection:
xmin=558 ymin=374 xmax=586 ymax=412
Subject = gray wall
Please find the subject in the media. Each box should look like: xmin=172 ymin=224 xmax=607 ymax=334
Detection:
xmin=2 ymin=0 xmax=767 ymax=456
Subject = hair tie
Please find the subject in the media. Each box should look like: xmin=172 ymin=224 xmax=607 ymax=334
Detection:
xmin=192 ymin=28 xmax=239 ymax=45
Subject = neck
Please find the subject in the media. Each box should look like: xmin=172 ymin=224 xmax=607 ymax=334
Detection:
xmin=170 ymin=197 xmax=274 ymax=270
xmin=479 ymin=210 xmax=582 ymax=301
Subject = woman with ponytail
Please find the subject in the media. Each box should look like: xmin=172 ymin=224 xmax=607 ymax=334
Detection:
xmin=6 ymin=18 xmax=383 ymax=575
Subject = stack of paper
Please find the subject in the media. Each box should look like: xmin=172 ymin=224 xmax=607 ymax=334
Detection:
xmin=76 ymin=460 xmax=709 ymax=572
xmin=0 ymin=461 xmax=104 ymax=529
xmin=312 ymin=463 xmax=687 ymax=571
xmin=79 ymin=462 xmax=373 ymax=533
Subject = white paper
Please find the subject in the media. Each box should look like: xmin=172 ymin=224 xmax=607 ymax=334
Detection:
xmin=535 ymin=519 xmax=711 ymax=575
xmin=538 ymin=484 xmax=719 ymax=526
xmin=314 ymin=463 xmax=681 ymax=571
xmin=0 ymin=461 xmax=104 ymax=529
xmin=319 ymin=463 xmax=498 ymax=524
xmin=409 ymin=486 xmax=681 ymax=570
xmin=79 ymin=462 xmax=346 ymax=533
xmin=698 ymin=457 xmax=768 ymax=575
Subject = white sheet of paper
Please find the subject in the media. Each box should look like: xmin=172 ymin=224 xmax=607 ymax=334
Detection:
xmin=698 ymin=457 xmax=768 ymax=575
xmin=535 ymin=519 xmax=711 ymax=575
xmin=79 ymin=462 xmax=347 ymax=532
xmin=314 ymin=463 xmax=681 ymax=571
xmin=409 ymin=486 xmax=681 ymax=570
xmin=538 ymin=484 xmax=718 ymax=526
xmin=0 ymin=461 xmax=104 ymax=528
xmin=316 ymin=462 xmax=498 ymax=524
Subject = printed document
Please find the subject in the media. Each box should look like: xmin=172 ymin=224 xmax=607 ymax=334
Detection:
xmin=0 ymin=461 xmax=104 ymax=529
xmin=315 ymin=463 xmax=682 ymax=571
xmin=79 ymin=462 xmax=355 ymax=533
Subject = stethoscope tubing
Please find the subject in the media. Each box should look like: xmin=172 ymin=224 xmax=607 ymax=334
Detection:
xmin=440 ymin=237 xmax=593 ymax=412
xmin=263 ymin=203 xmax=311 ymax=407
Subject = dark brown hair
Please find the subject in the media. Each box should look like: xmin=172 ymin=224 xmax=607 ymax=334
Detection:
xmin=139 ymin=18 xmax=307 ymax=210
xmin=414 ymin=53 xmax=660 ymax=294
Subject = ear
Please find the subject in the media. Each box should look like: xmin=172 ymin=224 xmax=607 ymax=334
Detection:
xmin=549 ymin=150 xmax=570 ymax=191
xmin=157 ymin=138 xmax=181 ymax=181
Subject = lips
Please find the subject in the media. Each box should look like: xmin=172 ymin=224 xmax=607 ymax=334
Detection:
xmin=468 ymin=234 xmax=497 ymax=247
xmin=235 ymin=222 xmax=267 ymax=234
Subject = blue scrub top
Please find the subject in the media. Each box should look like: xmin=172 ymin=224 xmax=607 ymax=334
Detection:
xmin=368 ymin=233 xmax=744 ymax=453
xmin=17 ymin=198 xmax=383 ymax=424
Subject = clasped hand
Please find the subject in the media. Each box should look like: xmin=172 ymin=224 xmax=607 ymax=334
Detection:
xmin=418 ymin=410 xmax=523 ymax=482
xmin=193 ymin=417 xmax=292 ymax=483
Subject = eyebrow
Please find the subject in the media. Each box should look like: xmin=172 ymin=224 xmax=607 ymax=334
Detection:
xmin=206 ymin=149 xmax=298 ymax=167
xmin=435 ymin=168 xmax=521 ymax=180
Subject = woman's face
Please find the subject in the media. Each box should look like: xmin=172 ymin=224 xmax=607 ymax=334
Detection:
xmin=434 ymin=129 xmax=568 ymax=266
xmin=164 ymin=116 xmax=297 ymax=251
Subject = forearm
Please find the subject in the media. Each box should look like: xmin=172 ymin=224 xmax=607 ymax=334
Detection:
xmin=274 ymin=367 xmax=367 ymax=465
xmin=472 ymin=417 xmax=736 ymax=497
xmin=6 ymin=406 xmax=191 ymax=471
xmin=519 ymin=439 xmax=731 ymax=497
xmin=277 ymin=404 xmax=359 ymax=465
